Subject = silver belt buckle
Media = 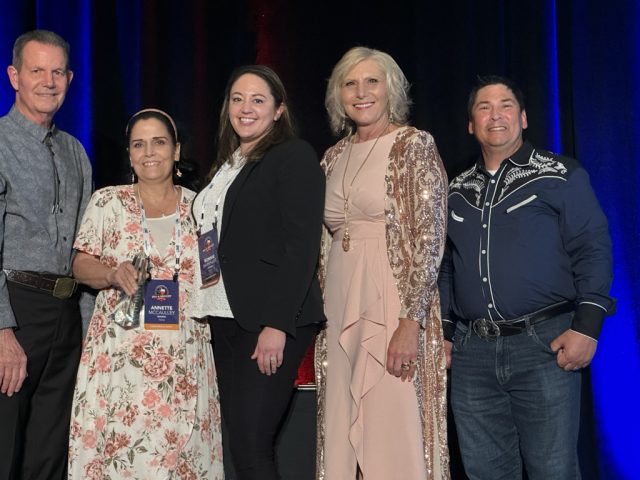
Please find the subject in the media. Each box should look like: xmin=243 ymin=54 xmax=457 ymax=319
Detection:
xmin=472 ymin=318 xmax=501 ymax=340
xmin=53 ymin=277 xmax=77 ymax=299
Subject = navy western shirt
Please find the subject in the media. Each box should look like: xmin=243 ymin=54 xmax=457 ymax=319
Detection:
xmin=438 ymin=141 xmax=614 ymax=340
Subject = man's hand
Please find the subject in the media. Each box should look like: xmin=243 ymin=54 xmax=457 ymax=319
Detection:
xmin=0 ymin=328 xmax=27 ymax=396
xmin=251 ymin=326 xmax=286 ymax=376
xmin=387 ymin=318 xmax=420 ymax=381
xmin=550 ymin=329 xmax=597 ymax=371
xmin=444 ymin=340 xmax=453 ymax=369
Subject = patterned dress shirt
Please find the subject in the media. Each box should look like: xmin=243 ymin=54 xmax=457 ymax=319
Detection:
xmin=439 ymin=141 xmax=614 ymax=340
xmin=0 ymin=105 xmax=93 ymax=329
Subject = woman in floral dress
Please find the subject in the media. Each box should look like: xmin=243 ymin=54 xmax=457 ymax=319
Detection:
xmin=67 ymin=109 xmax=224 ymax=479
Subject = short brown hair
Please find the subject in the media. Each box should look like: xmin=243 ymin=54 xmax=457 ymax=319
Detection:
xmin=12 ymin=30 xmax=70 ymax=71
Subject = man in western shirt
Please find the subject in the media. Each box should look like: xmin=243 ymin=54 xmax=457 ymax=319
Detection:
xmin=439 ymin=75 xmax=614 ymax=479
xmin=0 ymin=30 xmax=92 ymax=479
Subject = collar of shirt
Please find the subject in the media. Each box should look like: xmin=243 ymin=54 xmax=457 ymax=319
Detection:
xmin=8 ymin=105 xmax=56 ymax=144
xmin=475 ymin=140 xmax=536 ymax=176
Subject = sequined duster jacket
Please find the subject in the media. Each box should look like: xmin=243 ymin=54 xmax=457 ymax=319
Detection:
xmin=315 ymin=126 xmax=450 ymax=479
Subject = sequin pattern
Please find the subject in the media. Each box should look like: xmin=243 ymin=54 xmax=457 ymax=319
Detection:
xmin=315 ymin=126 xmax=450 ymax=479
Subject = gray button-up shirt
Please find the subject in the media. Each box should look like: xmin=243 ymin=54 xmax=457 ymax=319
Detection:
xmin=0 ymin=105 xmax=93 ymax=329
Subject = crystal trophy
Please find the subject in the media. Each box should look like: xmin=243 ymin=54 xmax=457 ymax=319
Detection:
xmin=112 ymin=252 xmax=149 ymax=329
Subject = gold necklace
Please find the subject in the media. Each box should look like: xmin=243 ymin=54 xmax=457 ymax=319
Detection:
xmin=340 ymin=124 xmax=389 ymax=252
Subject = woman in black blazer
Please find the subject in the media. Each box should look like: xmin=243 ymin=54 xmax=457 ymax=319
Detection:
xmin=191 ymin=65 xmax=325 ymax=480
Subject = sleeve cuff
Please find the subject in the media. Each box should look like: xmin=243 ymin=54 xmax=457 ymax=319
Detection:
xmin=399 ymin=307 xmax=427 ymax=329
xmin=571 ymin=302 xmax=606 ymax=340
xmin=442 ymin=318 xmax=456 ymax=342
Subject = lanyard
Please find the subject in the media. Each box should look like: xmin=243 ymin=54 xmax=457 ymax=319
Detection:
xmin=138 ymin=187 xmax=182 ymax=282
xmin=197 ymin=160 xmax=244 ymax=234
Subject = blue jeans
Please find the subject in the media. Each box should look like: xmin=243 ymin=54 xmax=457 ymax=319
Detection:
xmin=450 ymin=313 xmax=581 ymax=480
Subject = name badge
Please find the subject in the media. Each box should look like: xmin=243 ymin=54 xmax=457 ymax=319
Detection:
xmin=144 ymin=279 xmax=180 ymax=330
xmin=198 ymin=227 xmax=221 ymax=286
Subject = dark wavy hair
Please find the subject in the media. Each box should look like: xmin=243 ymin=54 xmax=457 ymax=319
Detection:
xmin=206 ymin=65 xmax=296 ymax=182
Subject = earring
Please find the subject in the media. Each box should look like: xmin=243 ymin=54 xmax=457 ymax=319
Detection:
xmin=340 ymin=117 xmax=346 ymax=132
xmin=130 ymin=166 xmax=136 ymax=184
xmin=174 ymin=162 xmax=183 ymax=178
xmin=274 ymin=115 xmax=280 ymax=122
xmin=389 ymin=109 xmax=395 ymax=124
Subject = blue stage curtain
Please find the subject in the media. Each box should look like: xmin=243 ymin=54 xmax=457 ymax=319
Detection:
xmin=571 ymin=2 xmax=640 ymax=479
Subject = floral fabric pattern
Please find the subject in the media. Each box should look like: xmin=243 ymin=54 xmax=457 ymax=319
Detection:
xmin=68 ymin=185 xmax=224 ymax=480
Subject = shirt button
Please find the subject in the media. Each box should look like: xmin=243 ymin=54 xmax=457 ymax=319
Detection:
xmin=63 ymin=236 xmax=68 ymax=242
xmin=488 ymin=303 xmax=493 ymax=308
xmin=490 ymin=179 xmax=496 ymax=184
xmin=485 ymin=202 xmax=490 ymax=206
xmin=482 ymin=277 xmax=487 ymax=282
xmin=481 ymin=250 xmax=486 ymax=254
xmin=482 ymin=224 xmax=487 ymax=229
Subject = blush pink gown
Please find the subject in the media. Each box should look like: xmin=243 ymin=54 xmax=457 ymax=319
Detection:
xmin=323 ymin=128 xmax=427 ymax=479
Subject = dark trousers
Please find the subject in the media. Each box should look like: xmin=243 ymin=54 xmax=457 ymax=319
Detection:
xmin=210 ymin=317 xmax=317 ymax=480
xmin=0 ymin=282 xmax=82 ymax=480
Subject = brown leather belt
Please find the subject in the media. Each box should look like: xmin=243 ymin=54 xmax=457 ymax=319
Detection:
xmin=4 ymin=269 xmax=78 ymax=299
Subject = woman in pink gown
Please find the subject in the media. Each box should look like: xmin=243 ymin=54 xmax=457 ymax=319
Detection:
xmin=316 ymin=47 xmax=450 ymax=480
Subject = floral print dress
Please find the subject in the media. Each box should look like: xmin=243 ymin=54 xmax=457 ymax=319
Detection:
xmin=68 ymin=185 xmax=224 ymax=480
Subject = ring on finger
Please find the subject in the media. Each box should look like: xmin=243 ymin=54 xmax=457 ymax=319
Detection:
xmin=401 ymin=363 xmax=410 ymax=371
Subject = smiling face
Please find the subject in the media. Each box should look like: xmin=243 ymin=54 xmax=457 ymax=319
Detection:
xmin=340 ymin=58 xmax=389 ymax=137
xmin=7 ymin=41 xmax=73 ymax=127
xmin=228 ymin=73 xmax=284 ymax=154
xmin=468 ymin=83 xmax=528 ymax=161
xmin=128 ymin=118 xmax=180 ymax=185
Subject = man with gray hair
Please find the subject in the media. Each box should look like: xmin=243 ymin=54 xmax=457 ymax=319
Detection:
xmin=0 ymin=30 xmax=92 ymax=479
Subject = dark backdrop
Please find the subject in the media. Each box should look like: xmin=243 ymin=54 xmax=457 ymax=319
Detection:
xmin=1 ymin=1 xmax=638 ymax=479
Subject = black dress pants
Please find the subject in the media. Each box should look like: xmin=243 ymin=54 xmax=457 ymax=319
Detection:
xmin=0 ymin=282 xmax=82 ymax=480
xmin=210 ymin=317 xmax=317 ymax=480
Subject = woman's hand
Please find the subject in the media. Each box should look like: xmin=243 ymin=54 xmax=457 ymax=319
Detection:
xmin=73 ymin=252 xmax=142 ymax=294
xmin=386 ymin=318 xmax=420 ymax=381
xmin=107 ymin=261 xmax=141 ymax=296
xmin=251 ymin=326 xmax=286 ymax=376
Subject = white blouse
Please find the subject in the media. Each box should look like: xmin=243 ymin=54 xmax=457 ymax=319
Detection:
xmin=190 ymin=150 xmax=246 ymax=318
xmin=146 ymin=213 xmax=176 ymax=255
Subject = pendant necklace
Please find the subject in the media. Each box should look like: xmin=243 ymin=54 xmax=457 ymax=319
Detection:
xmin=341 ymin=123 xmax=389 ymax=252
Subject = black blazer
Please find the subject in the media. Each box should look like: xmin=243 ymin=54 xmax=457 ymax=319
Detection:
xmin=218 ymin=138 xmax=326 ymax=337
